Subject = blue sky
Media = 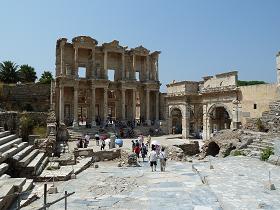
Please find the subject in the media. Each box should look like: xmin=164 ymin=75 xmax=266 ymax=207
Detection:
xmin=0 ymin=0 xmax=280 ymax=91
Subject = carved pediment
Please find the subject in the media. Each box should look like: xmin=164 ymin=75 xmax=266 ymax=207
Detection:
xmin=132 ymin=45 xmax=150 ymax=55
xmin=102 ymin=40 xmax=127 ymax=50
xmin=72 ymin=36 xmax=98 ymax=45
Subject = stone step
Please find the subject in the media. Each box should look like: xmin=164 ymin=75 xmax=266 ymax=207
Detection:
xmin=0 ymin=163 xmax=8 ymax=177
xmin=247 ymin=144 xmax=272 ymax=151
xmin=35 ymin=156 xmax=49 ymax=176
xmin=0 ymin=131 xmax=10 ymax=139
xmin=0 ymin=134 xmax=17 ymax=147
xmin=12 ymin=145 xmax=34 ymax=162
xmin=0 ymin=138 xmax=22 ymax=153
xmin=2 ymin=142 xmax=28 ymax=161
xmin=0 ymin=174 xmax=10 ymax=180
xmin=0 ymin=178 xmax=26 ymax=210
xmin=251 ymin=141 xmax=274 ymax=147
xmin=17 ymin=149 xmax=39 ymax=168
xmin=21 ymin=179 xmax=34 ymax=193
xmin=26 ymin=153 xmax=46 ymax=174
xmin=0 ymin=127 xmax=4 ymax=132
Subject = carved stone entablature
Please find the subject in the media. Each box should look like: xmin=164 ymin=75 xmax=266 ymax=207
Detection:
xmin=151 ymin=51 xmax=161 ymax=58
xmin=56 ymin=38 xmax=67 ymax=49
xmin=102 ymin=40 xmax=127 ymax=51
xmin=72 ymin=36 xmax=98 ymax=47
xmin=131 ymin=45 xmax=150 ymax=56
xmin=200 ymin=85 xmax=238 ymax=94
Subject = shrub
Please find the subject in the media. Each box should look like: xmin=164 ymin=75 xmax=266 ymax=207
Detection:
xmin=20 ymin=116 xmax=34 ymax=141
xmin=233 ymin=150 xmax=245 ymax=156
xmin=260 ymin=147 xmax=274 ymax=161
xmin=256 ymin=118 xmax=265 ymax=132
xmin=33 ymin=126 xmax=47 ymax=138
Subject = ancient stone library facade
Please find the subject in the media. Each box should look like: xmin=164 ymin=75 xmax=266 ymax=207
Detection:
xmin=54 ymin=36 xmax=160 ymax=127
xmin=53 ymin=35 xmax=280 ymax=140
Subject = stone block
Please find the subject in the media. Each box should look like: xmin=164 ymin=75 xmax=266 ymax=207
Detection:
xmin=267 ymin=155 xmax=280 ymax=166
xmin=264 ymin=181 xmax=276 ymax=190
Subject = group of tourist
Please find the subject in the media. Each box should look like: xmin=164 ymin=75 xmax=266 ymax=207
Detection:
xmin=132 ymin=135 xmax=167 ymax=172
xmin=76 ymin=133 xmax=91 ymax=148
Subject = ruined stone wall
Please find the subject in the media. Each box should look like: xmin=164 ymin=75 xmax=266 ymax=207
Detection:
xmin=0 ymin=83 xmax=50 ymax=112
xmin=166 ymin=81 xmax=199 ymax=96
xmin=202 ymin=71 xmax=237 ymax=89
xmin=239 ymin=84 xmax=280 ymax=126
xmin=0 ymin=111 xmax=19 ymax=134
xmin=0 ymin=111 xmax=48 ymax=135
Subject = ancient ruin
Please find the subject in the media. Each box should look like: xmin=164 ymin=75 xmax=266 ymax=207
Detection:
xmin=53 ymin=36 xmax=161 ymax=127
xmin=1 ymin=35 xmax=280 ymax=209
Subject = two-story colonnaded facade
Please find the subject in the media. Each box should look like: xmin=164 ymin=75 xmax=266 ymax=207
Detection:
xmin=54 ymin=36 xmax=160 ymax=127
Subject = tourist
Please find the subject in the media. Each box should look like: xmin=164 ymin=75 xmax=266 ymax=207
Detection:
xmin=159 ymin=147 xmax=167 ymax=172
xmin=147 ymin=135 xmax=151 ymax=147
xmin=155 ymin=144 xmax=161 ymax=156
xmin=84 ymin=133 xmax=90 ymax=148
xmin=95 ymin=133 xmax=100 ymax=146
xmin=100 ymin=138 xmax=105 ymax=150
xmin=140 ymin=143 xmax=147 ymax=162
xmin=131 ymin=140 xmax=136 ymax=152
xmin=77 ymin=138 xmax=83 ymax=148
xmin=134 ymin=143 xmax=140 ymax=158
xmin=149 ymin=145 xmax=158 ymax=172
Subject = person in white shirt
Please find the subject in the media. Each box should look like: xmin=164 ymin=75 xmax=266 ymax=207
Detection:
xmin=84 ymin=133 xmax=90 ymax=148
xmin=159 ymin=147 xmax=167 ymax=172
xmin=149 ymin=145 xmax=158 ymax=172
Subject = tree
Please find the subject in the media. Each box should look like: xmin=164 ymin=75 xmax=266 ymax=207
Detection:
xmin=237 ymin=80 xmax=266 ymax=86
xmin=39 ymin=71 xmax=54 ymax=84
xmin=0 ymin=61 xmax=19 ymax=83
xmin=18 ymin=64 xmax=37 ymax=83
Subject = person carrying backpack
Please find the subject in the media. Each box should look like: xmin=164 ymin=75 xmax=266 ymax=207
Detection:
xmin=140 ymin=143 xmax=147 ymax=162
xmin=159 ymin=147 xmax=167 ymax=172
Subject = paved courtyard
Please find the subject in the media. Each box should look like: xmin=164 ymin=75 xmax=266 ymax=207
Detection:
xmin=22 ymin=155 xmax=280 ymax=210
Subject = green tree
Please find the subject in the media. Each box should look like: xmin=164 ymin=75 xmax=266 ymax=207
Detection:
xmin=0 ymin=61 xmax=19 ymax=83
xmin=18 ymin=64 xmax=37 ymax=83
xmin=39 ymin=71 xmax=54 ymax=84
xmin=237 ymin=80 xmax=266 ymax=86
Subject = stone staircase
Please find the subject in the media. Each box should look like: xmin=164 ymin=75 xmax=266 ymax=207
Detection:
xmin=0 ymin=127 xmax=48 ymax=209
xmin=244 ymin=137 xmax=275 ymax=158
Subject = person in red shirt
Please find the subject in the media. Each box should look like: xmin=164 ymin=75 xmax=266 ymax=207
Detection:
xmin=134 ymin=143 xmax=140 ymax=158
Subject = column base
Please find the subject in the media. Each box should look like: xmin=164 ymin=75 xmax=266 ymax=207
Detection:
xmin=146 ymin=120 xmax=151 ymax=126
xmin=91 ymin=121 xmax=96 ymax=127
xmin=72 ymin=121 xmax=78 ymax=127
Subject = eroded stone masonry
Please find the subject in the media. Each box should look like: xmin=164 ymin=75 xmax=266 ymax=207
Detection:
xmin=53 ymin=36 xmax=161 ymax=127
xmin=53 ymin=36 xmax=280 ymax=140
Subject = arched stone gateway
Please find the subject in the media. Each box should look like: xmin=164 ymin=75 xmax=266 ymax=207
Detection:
xmin=168 ymin=105 xmax=190 ymax=138
xmin=206 ymin=141 xmax=220 ymax=157
xmin=203 ymin=104 xmax=233 ymax=139
xmin=170 ymin=108 xmax=182 ymax=134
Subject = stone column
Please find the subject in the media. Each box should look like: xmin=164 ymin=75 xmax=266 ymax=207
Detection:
xmin=91 ymin=48 xmax=96 ymax=79
xmin=132 ymin=54 xmax=136 ymax=80
xmin=91 ymin=86 xmax=96 ymax=126
xmin=155 ymin=91 xmax=159 ymax=121
xmin=122 ymin=53 xmax=125 ymax=80
xmin=121 ymin=89 xmax=126 ymax=120
xmin=156 ymin=58 xmax=159 ymax=81
xmin=146 ymin=55 xmax=150 ymax=80
xmin=72 ymin=85 xmax=78 ymax=127
xmin=146 ymin=89 xmax=151 ymax=125
xmin=60 ymin=44 xmax=65 ymax=75
xmin=132 ymin=89 xmax=136 ymax=121
xmin=202 ymin=104 xmax=209 ymax=140
xmin=181 ymin=104 xmax=190 ymax=139
xmin=74 ymin=46 xmax=78 ymax=77
xmin=104 ymin=50 xmax=108 ymax=79
xmin=59 ymin=84 xmax=64 ymax=123
xmin=103 ymin=87 xmax=108 ymax=122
